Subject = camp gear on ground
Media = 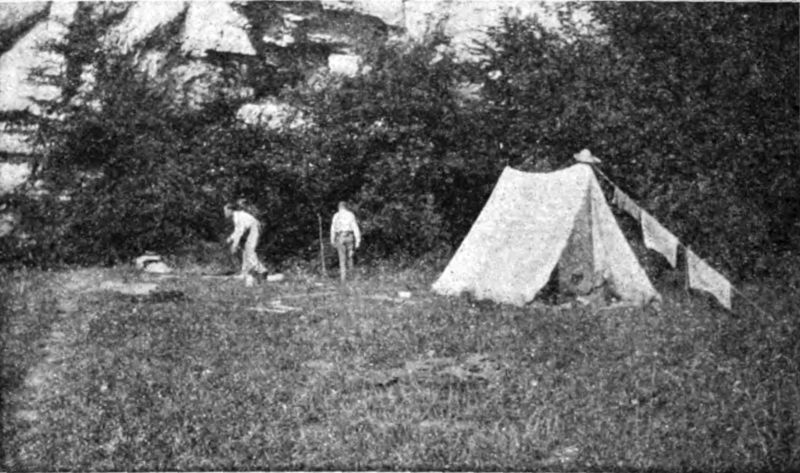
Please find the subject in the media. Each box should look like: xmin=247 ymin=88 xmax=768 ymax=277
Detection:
xmin=134 ymin=254 xmax=173 ymax=274
xmin=134 ymin=254 xmax=161 ymax=269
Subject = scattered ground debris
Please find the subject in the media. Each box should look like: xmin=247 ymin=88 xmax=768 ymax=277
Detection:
xmin=134 ymin=254 xmax=160 ymax=269
xmin=280 ymin=291 xmax=338 ymax=300
xmin=363 ymin=293 xmax=416 ymax=304
xmin=351 ymin=353 xmax=503 ymax=388
xmin=129 ymin=290 xmax=187 ymax=304
xmin=91 ymin=281 xmax=159 ymax=296
xmin=134 ymin=254 xmax=172 ymax=274
xmin=271 ymin=300 xmax=299 ymax=311
xmin=302 ymin=359 xmax=337 ymax=374
xmin=543 ymin=445 xmax=581 ymax=465
xmin=248 ymin=307 xmax=286 ymax=314
xmin=438 ymin=353 xmax=503 ymax=384
xmin=248 ymin=299 xmax=300 ymax=314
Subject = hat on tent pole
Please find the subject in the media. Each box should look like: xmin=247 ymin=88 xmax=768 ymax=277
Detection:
xmin=574 ymin=149 xmax=602 ymax=164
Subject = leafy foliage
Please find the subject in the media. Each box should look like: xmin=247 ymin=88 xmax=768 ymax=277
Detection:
xmin=473 ymin=3 xmax=799 ymax=277
xmin=282 ymin=41 xmax=500 ymax=257
xmin=4 ymin=3 xmax=797 ymax=278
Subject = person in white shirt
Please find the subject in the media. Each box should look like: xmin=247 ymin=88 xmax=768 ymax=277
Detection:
xmin=224 ymin=203 xmax=267 ymax=278
xmin=330 ymin=201 xmax=361 ymax=282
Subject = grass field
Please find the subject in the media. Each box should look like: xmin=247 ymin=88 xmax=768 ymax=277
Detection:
xmin=1 ymin=260 xmax=798 ymax=471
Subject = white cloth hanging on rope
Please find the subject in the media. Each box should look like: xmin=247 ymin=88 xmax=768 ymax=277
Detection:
xmin=641 ymin=210 xmax=679 ymax=267
xmin=687 ymin=248 xmax=732 ymax=310
xmin=612 ymin=186 xmax=642 ymax=221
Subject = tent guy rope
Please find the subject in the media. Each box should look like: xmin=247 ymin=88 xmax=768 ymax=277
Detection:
xmin=588 ymin=161 xmax=771 ymax=319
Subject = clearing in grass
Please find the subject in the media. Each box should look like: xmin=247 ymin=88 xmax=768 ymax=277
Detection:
xmin=1 ymin=262 xmax=798 ymax=471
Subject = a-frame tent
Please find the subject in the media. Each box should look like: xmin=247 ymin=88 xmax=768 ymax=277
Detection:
xmin=432 ymin=163 xmax=660 ymax=306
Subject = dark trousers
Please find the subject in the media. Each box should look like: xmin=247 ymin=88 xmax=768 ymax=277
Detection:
xmin=335 ymin=231 xmax=355 ymax=281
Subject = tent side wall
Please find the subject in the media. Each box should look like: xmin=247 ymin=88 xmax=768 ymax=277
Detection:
xmin=432 ymin=166 xmax=590 ymax=306
xmin=588 ymin=174 xmax=661 ymax=303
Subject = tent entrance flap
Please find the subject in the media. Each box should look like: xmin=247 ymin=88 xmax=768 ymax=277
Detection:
xmin=557 ymin=187 xmax=595 ymax=296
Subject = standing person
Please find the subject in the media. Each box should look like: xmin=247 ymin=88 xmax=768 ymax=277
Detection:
xmin=330 ymin=201 xmax=361 ymax=282
xmin=224 ymin=202 xmax=268 ymax=279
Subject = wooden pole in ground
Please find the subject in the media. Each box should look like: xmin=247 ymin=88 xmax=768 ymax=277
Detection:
xmin=317 ymin=213 xmax=327 ymax=276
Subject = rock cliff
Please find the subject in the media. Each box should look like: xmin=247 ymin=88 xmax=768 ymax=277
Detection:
xmin=0 ymin=0 xmax=594 ymax=195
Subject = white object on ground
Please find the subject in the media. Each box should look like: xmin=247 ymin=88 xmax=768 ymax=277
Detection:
xmin=134 ymin=254 xmax=161 ymax=269
xmin=271 ymin=303 xmax=300 ymax=311
xmin=143 ymin=261 xmax=172 ymax=274
xmin=134 ymin=254 xmax=172 ymax=273
xmin=248 ymin=300 xmax=299 ymax=313
xmin=397 ymin=291 xmax=412 ymax=298
xmin=266 ymin=273 xmax=284 ymax=282
xmin=95 ymin=281 xmax=158 ymax=296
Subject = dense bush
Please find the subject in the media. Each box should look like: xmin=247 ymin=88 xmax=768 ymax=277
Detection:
xmin=3 ymin=50 xmax=251 ymax=266
xmin=470 ymin=3 xmax=799 ymax=278
xmin=281 ymin=41 xmax=502 ymax=257
xmin=4 ymin=3 xmax=797 ymax=278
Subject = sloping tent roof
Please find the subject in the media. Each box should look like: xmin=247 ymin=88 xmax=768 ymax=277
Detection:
xmin=432 ymin=164 xmax=660 ymax=306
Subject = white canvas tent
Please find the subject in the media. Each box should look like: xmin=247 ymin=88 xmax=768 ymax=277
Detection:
xmin=432 ymin=164 xmax=660 ymax=306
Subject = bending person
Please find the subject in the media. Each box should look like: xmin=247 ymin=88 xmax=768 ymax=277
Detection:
xmin=224 ymin=202 xmax=268 ymax=278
